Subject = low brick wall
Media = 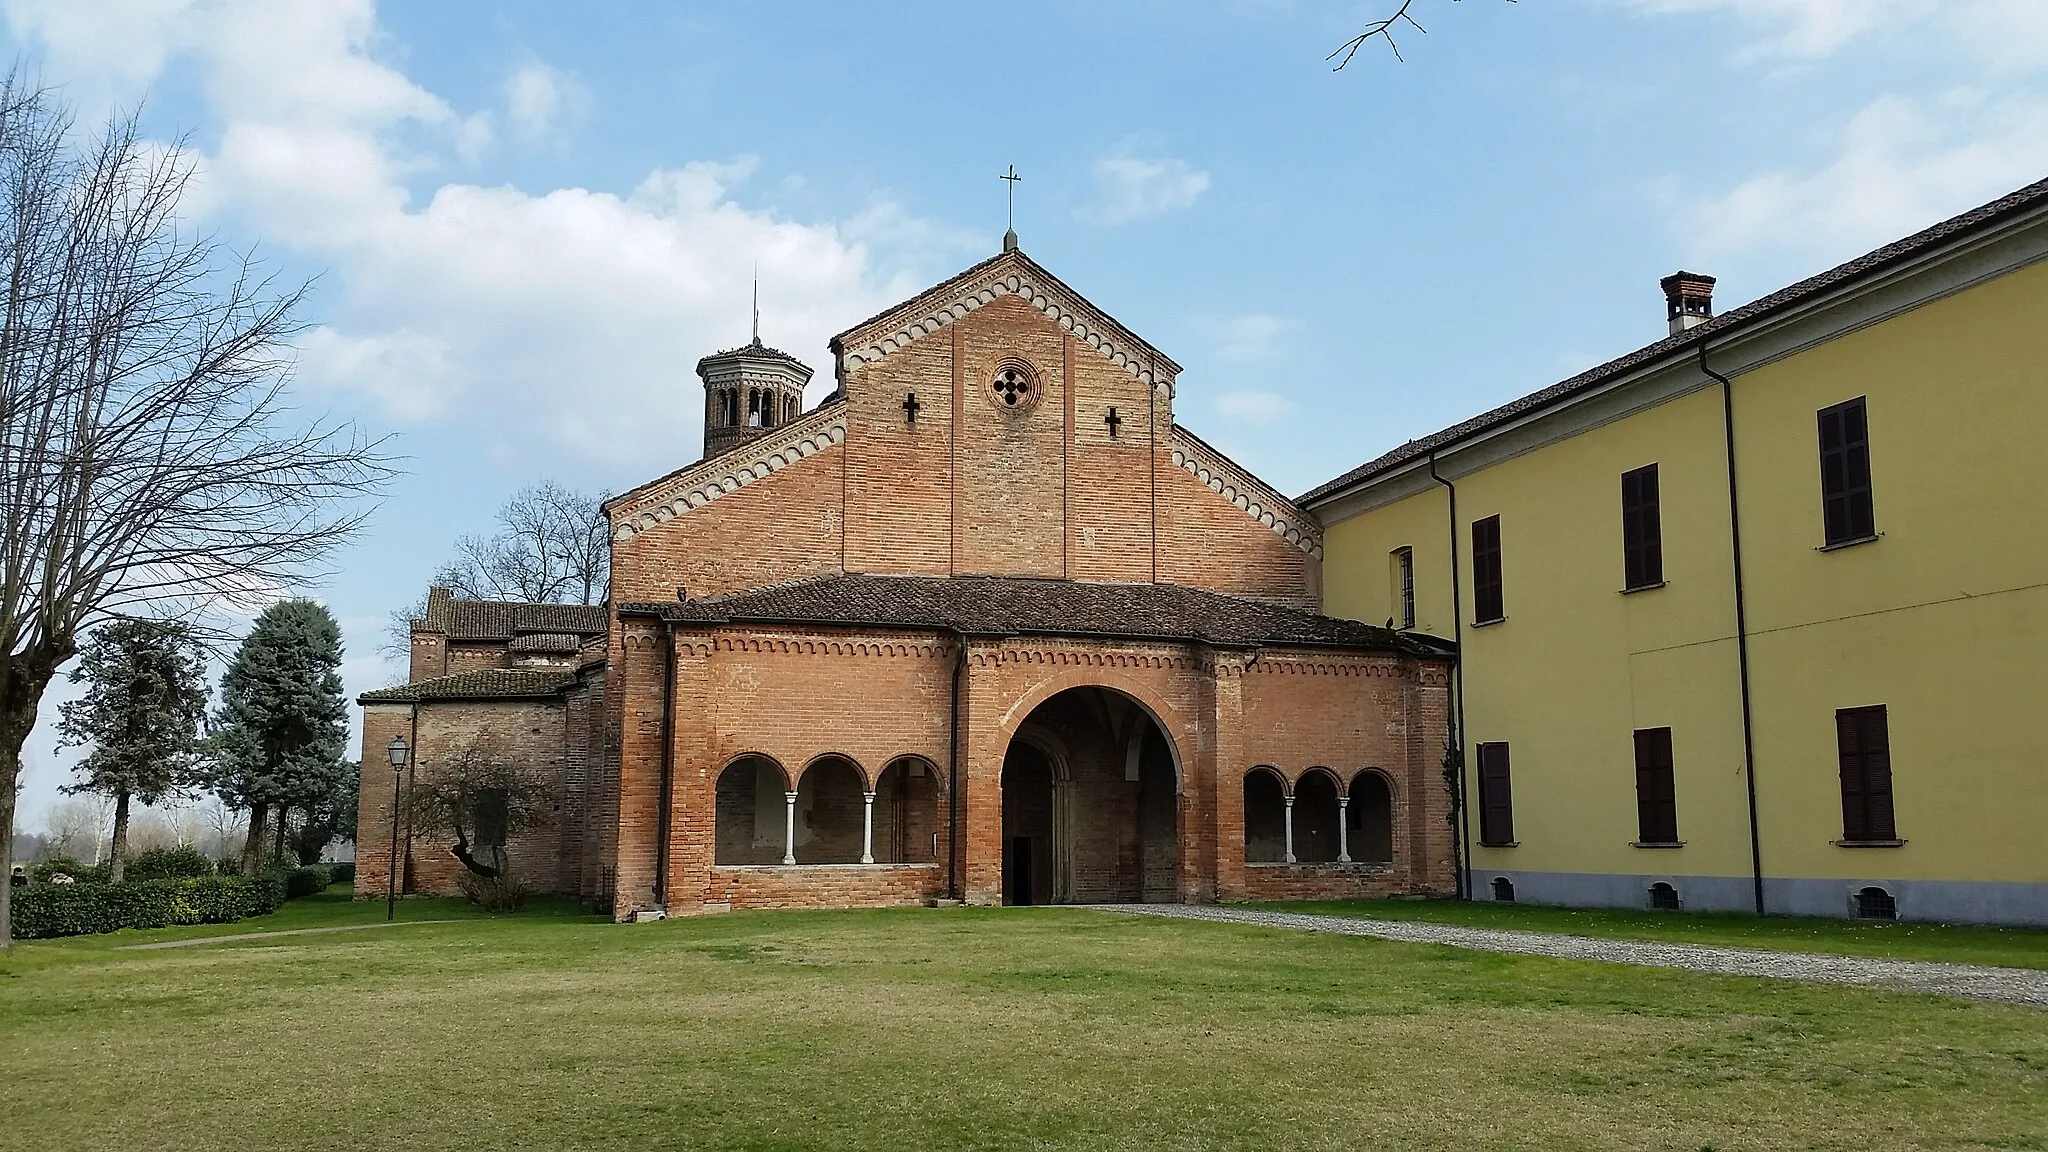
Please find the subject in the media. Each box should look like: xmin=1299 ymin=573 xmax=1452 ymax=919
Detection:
xmin=702 ymin=863 xmax=945 ymax=910
xmin=1235 ymin=861 xmax=1402 ymax=901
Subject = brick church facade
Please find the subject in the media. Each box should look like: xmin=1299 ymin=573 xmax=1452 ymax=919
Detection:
xmin=356 ymin=244 xmax=1457 ymax=918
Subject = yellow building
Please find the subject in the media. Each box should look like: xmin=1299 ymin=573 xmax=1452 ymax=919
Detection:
xmin=1302 ymin=177 xmax=2048 ymax=926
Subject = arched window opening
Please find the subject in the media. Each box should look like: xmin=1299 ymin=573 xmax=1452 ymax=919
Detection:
xmin=785 ymin=396 xmax=797 ymax=423
xmin=1348 ymin=771 xmax=1394 ymax=864
xmin=1647 ymin=881 xmax=1680 ymax=911
xmin=715 ymin=756 xmax=788 ymax=865
xmin=873 ymin=757 xmax=942 ymax=864
xmin=1243 ymin=769 xmax=1287 ymax=863
xmin=1854 ymin=885 xmax=1897 ymax=920
xmin=795 ymin=757 xmax=865 ymax=864
xmin=1293 ymin=770 xmax=1342 ymax=863
xmin=1491 ymin=876 xmax=1516 ymax=902
xmin=747 ymin=389 xmax=763 ymax=427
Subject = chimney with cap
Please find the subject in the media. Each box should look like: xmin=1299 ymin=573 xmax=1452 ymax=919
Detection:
xmin=1660 ymin=271 xmax=1716 ymax=336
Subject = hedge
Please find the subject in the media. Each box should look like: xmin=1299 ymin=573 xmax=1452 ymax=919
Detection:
xmin=124 ymin=844 xmax=216 ymax=882
xmin=330 ymin=861 xmax=355 ymax=884
xmin=10 ymin=872 xmax=288 ymax=940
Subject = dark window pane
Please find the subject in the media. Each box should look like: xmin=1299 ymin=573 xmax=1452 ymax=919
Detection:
xmin=1621 ymin=464 xmax=1663 ymax=589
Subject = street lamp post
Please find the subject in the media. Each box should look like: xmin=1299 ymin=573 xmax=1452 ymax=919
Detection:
xmin=385 ymin=734 xmax=410 ymax=922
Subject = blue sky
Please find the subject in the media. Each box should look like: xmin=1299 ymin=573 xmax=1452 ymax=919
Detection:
xmin=7 ymin=0 xmax=2047 ymax=828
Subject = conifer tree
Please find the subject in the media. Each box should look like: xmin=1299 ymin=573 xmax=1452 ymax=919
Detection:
xmin=54 ymin=621 xmax=208 ymax=883
xmin=208 ymin=601 xmax=351 ymax=875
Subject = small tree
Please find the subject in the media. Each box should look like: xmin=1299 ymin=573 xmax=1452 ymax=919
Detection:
xmin=54 ymin=620 xmax=207 ymax=882
xmin=411 ymin=739 xmax=551 ymax=910
xmin=207 ymin=600 xmax=351 ymax=874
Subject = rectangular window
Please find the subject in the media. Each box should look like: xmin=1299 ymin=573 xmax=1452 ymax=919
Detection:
xmin=1632 ymin=727 xmax=1678 ymax=844
xmin=1836 ymin=705 xmax=1896 ymax=842
xmin=1818 ymin=398 xmax=1876 ymax=546
xmin=1621 ymin=464 xmax=1663 ymax=590
xmin=1471 ymin=515 xmax=1504 ymax=624
xmin=1392 ymin=547 xmax=1415 ymax=629
xmin=1476 ymin=742 xmax=1514 ymax=846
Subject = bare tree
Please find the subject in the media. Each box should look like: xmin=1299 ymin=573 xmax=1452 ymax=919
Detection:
xmin=1329 ymin=0 xmax=1515 ymax=68
xmin=435 ymin=481 xmax=611 ymax=606
xmin=0 ymin=78 xmax=390 ymax=945
xmin=40 ymin=795 xmax=108 ymax=861
xmin=410 ymin=737 xmax=552 ymax=910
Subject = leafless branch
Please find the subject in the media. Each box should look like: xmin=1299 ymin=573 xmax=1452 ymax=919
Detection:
xmin=1328 ymin=0 xmax=1514 ymax=69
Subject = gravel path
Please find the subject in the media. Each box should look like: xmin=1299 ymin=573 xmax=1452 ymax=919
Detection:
xmin=115 ymin=920 xmax=461 ymax=951
xmin=1088 ymin=904 xmax=2048 ymax=1008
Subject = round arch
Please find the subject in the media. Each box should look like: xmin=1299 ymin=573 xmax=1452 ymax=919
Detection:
xmin=714 ymin=754 xmax=791 ymax=866
xmin=1347 ymin=768 xmax=1396 ymax=865
xmin=1292 ymin=768 xmax=1343 ymax=863
xmin=996 ymin=671 xmax=1187 ymax=794
xmin=793 ymin=754 xmax=865 ymax=864
xmin=999 ymin=682 xmax=1181 ymax=906
xmin=799 ymin=751 xmax=873 ymax=792
xmin=873 ymin=755 xmax=945 ymax=864
xmin=1243 ymin=766 xmax=1289 ymax=863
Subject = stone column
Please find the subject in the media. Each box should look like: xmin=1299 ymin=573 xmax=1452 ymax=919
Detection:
xmin=861 ymin=791 xmax=876 ymax=865
xmin=1283 ymin=793 xmax=1297 ymax=864
xmin=1337 ymin=796 xmax=1352 ymax=864
xmin=782 ymin=791 xmax=798 ymax=866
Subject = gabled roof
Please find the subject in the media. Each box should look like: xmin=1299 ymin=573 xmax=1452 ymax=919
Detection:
xmin=620 ymin=573 xmax=1451 ymax=656
xmin=358 ymin=667 xmax=575 ymax=704
xmin=421 ymin=597 xmax=609 ymax=641
xmin=829 ymin=248 xmax=1184 ymax=390
xmin=1299 ymin=174 xmax=2048 ymax=507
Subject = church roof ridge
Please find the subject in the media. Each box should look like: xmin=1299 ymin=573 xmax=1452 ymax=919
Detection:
xmin=828 ymin=248 xmax=1183 ymax=389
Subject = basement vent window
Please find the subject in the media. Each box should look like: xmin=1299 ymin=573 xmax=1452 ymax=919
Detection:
xmin=1853 ymin=886 xmax=1897 ymax=921
xmin=1647 ymin=882 xmax=1680 ymax=911
xmin=1490 ymin=876 xmax=1515 ymax=903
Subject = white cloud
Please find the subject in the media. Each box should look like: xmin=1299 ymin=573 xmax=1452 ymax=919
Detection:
xmin=2 ymin=0 xmax=973 ymax=480
xmin=503 ymin=58 xmax=590 ymax=141
xmin=1622 ymin=0 xmax=2048 ymax=69
xmin=1213 ymin=313 xmax=1299 ymax=362
xmin=1081 ymin=153 xmax=1210 ymax=225
xmin=1214 ymin=390 xmax=1295 ymax=424
xmin=1680 ymin=90 xmax=2048 ymax=266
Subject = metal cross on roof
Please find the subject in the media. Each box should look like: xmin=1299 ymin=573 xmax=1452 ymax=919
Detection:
xmin=1001 ymin=164 xmax=1021 ymax=230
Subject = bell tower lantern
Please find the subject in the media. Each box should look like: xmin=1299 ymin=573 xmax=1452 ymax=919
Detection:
xmin=697 ymin=281 xmax=814 ymax=461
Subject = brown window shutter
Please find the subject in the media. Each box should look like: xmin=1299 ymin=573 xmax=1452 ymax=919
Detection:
xmin=1836 ymin=704 xmax=1895 ymax=841
xmin=1477 ymin=742 xmax=1514 ymax=846
xmin=1472 ymin=516 xmax=1504 ymax=623
xmin=1633 ymin=727 xmax=1677 ymax=844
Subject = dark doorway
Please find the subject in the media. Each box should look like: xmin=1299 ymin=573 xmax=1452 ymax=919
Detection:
xmin=1002 ymin=742 xmax=1055 ymax=905
xmin=1008 ymin=838 xmax=1034 ymax=905
xmin=1000 ymin=686 xmax=1179 ymax=905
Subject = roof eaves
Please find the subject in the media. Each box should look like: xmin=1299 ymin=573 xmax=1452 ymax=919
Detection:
xmin=1298 ymin=173 xmax=2048 ymax=507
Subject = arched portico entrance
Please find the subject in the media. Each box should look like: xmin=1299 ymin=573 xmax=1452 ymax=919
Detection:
xmin=1000 ymin=686 xmax=1179 ymax=905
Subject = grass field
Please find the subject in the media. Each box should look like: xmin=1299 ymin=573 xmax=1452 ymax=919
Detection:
xmin=2 ymin=890 xmax=2044 ymax=1151
xmin=1264 ymin=898 xmax=2048 ymax=970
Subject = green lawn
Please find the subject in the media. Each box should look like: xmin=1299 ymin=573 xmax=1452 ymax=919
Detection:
xmin=1263 ymin=898 xmax=2048 ymax=970
xmin=1 ymin=891 xmax=2043 ymax=1151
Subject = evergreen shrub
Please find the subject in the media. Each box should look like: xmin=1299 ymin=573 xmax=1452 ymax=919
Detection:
xmin=124 ymin=844 xmax=216 ymax=882
xmin=284 ymin=864 xmax=335 ymax=898
xmin=11 ymin=873 xmax=287 ymax=939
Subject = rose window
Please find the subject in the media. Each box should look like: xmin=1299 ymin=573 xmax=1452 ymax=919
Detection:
xmin=989 ymin=359 xmax=1039 ymax=411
